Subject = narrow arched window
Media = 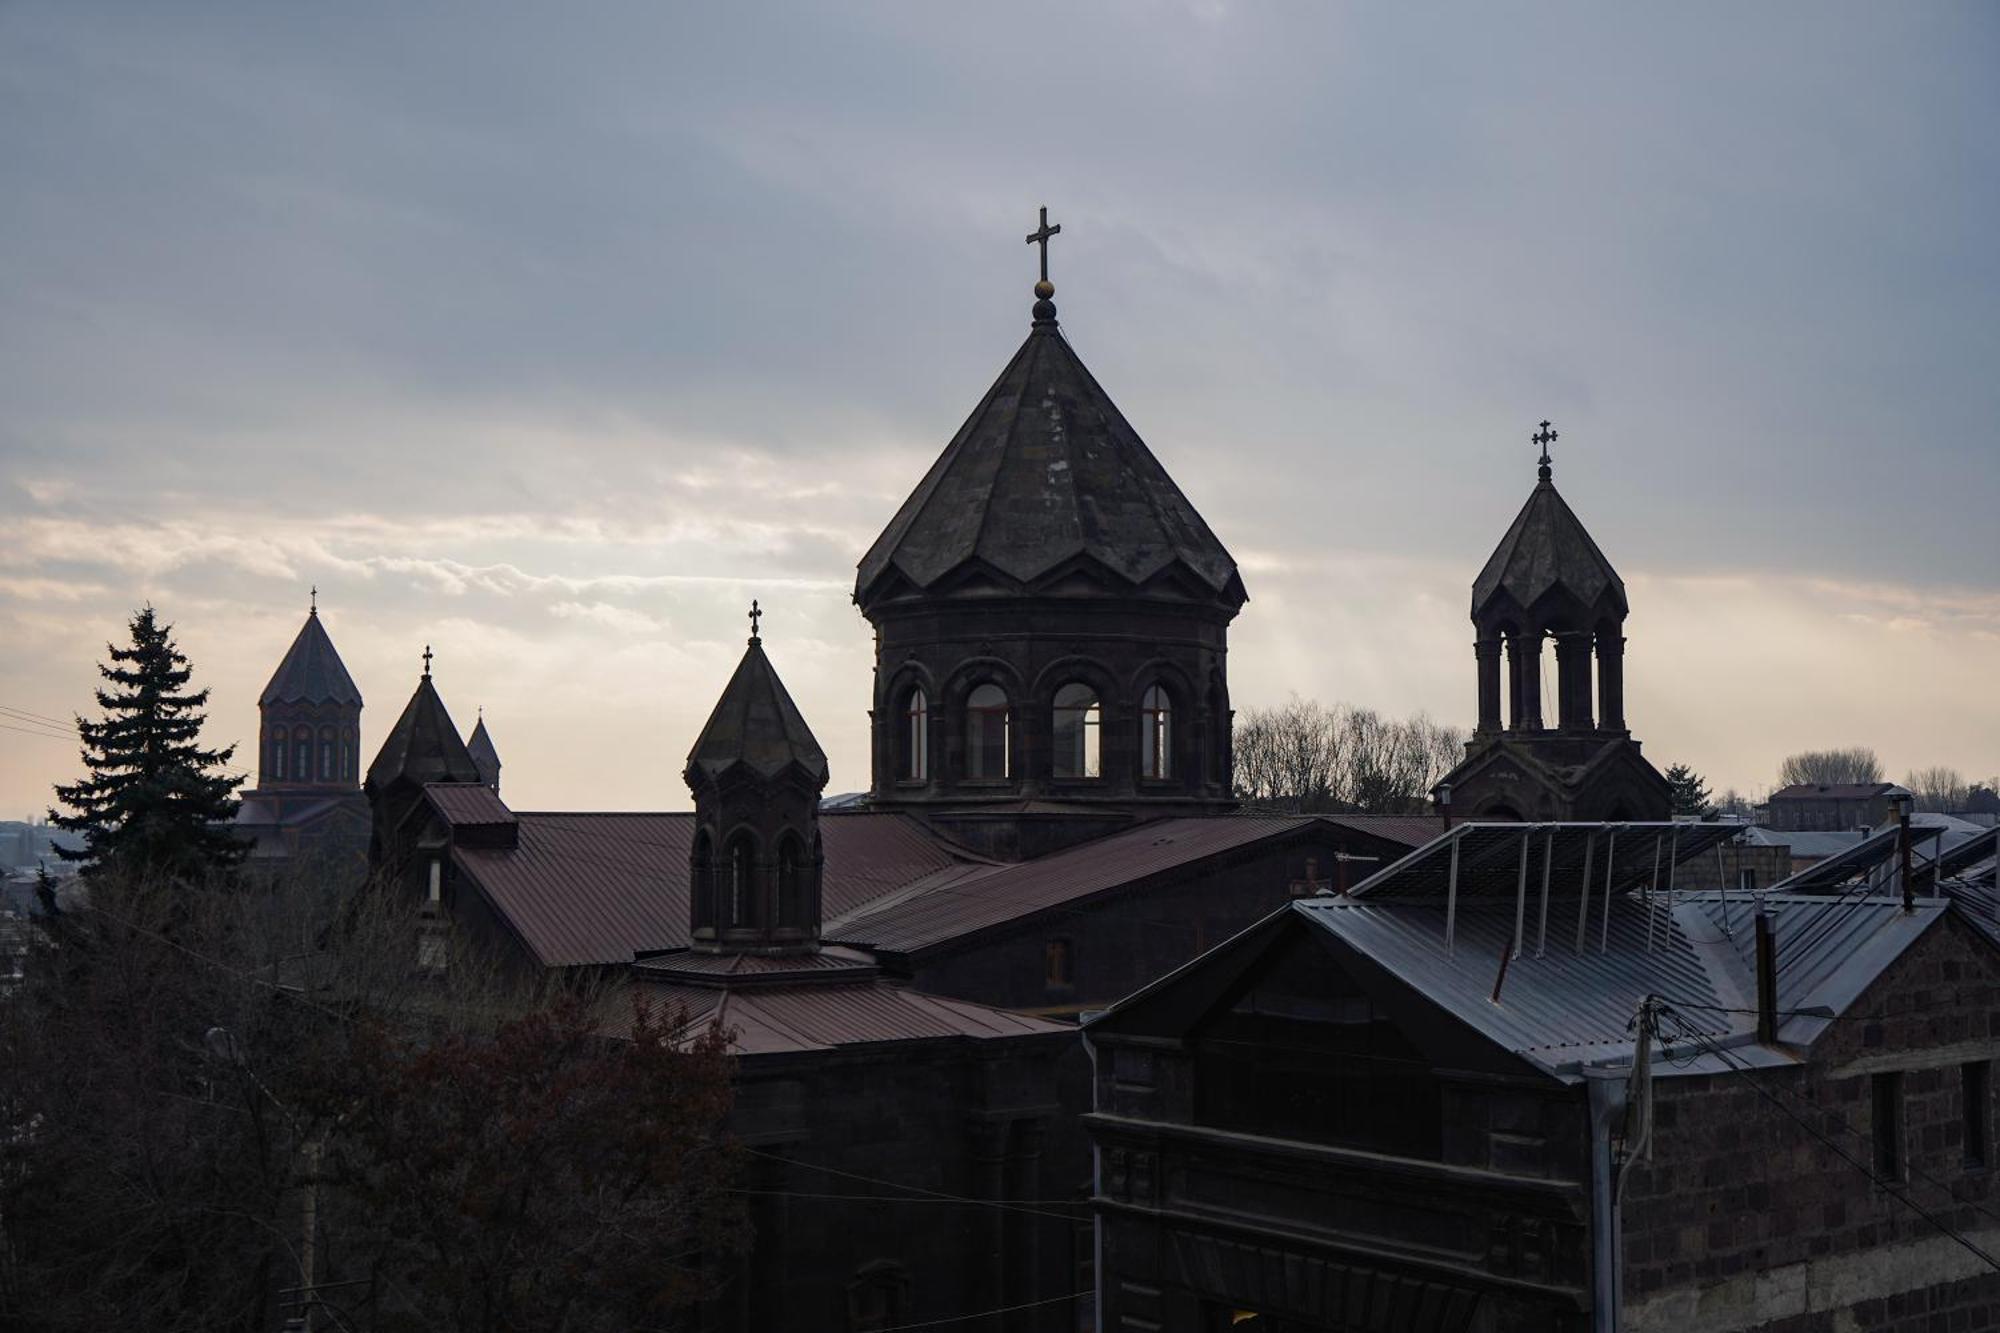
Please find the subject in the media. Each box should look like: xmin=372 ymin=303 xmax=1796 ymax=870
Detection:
xmin=966 ymin=684 xmax=1009 ymax=780
xmin=1140 ymin=685 xmax=1173 ymax=780
xmin=1052 ymin=683 xmax=1101 ymax=779
xmin=690 ymin=831 xmax=716 ymax=932
xmin=319 ymin=727 xmax=335 ymax=780
xmin=294 ymin=727 xmax=312 ymax=783
xmin=777 ymin=834 xmax=807 ymax=929
xmin=343 ymin=728 xmax=357 ymax=782
xmin=271 ymin=729 xmax=287 ymax=780
xmin=899 ymin=687 xmax=929 ymax=782
xmin=725 ymin=833 xmax=758 ymax=928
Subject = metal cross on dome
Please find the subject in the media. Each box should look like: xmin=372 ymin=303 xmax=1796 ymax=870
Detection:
xmin=421 ymin=644 xmax=433 ymax=677
xmin=1533 ymin=419 xmax=1558 ymax=468
xmin=748 ymin=599 xmax=762 ymax=641
xmin=1025 ymin=206 xmax=1061 ymax=284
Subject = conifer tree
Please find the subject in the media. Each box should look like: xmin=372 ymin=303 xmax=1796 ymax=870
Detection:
xmin=1664 ymin=762 xmax=1715 ymax=819
xmin=49 ymin=605 xmax=246 ymax=883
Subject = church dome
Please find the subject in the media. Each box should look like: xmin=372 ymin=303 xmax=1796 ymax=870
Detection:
xmin=259 ymin=608 xmax=363 ymax=707
xmin=1470 ymin=464 xmax=1627 ymax=629
xmin=855 ymin=315 xmax=1244 ymax=613
xmin=687 ymin=632 xmax=829 ymax=785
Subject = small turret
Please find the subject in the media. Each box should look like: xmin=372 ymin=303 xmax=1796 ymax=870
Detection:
xmin=467 ymin=711 xmax=501 ymax=794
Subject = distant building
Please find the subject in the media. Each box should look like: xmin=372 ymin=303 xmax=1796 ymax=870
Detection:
xmin=1767 ymin=781 xmax=1899 ymax=832
xmin=1433 ymin=434 xmax=1670 ymax=822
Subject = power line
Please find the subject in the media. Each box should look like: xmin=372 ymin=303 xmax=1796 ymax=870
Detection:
xmin=0 ymin=701 xmax=77 ymax=728
xmin=0 ymin=721 xmax=78 ymax=743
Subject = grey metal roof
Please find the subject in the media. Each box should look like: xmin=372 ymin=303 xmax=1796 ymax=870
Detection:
xmin=1347 ymin=821 xmax=1743 ymax=908
xmin=258 ymin=610 xmax=362 ymax=707
xmin=1766 ymin=824 xmax=1994 ymax=895
xmin=685 ymin=636 xmax=828 ymax=784
xmin=854 ymin=314 xmax=1243 ymax=610
xmin=1469 ymin=466 xmax=1626 ymax=625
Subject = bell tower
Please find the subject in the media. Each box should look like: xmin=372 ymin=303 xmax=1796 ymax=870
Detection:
xmin=257 ymin=589 xmax=364 ymax=792
xmin=1438 ymin=423 xmax=1668 ymax=821
xmin=684 ymin=603 xmax=828 ymax=956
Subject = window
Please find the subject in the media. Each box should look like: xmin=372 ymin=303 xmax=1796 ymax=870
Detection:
xmin=1966 ymin=1062 xmax=1990 ymax=1167
xmin=777 ymin=835 xmax=808 ymax=929
xmin=1140 ymin=685 xmax=1173 ymax=780
xmin=271 ymin=730 xmax=287 ymax=780
xmin=690 ymin=831 xmax=716 ymax=932
xmin=1052 ymin=684 xmax=1101 ymax=779
xmin=725 ymin=833 xmax=758 ymax=928
xmin=319 ymin=727 xmax=335 ymax=780
xmin=1873 ymin=1071 xmax=1903 ymax=1179
xmin=1045 ymin=938 xmax=1074 ymax=988
xmin=426 ymin=858 xmax=442 ymax=904
xmin=966 ymin=684 xmax=1010 ymax=779
xmin=1737 ymin=868 xmax=1758 ymax=894
xmin=294 ymin=727 xmax=311 ymax=783
xmin=343 ymin=728 xmax=358 ymax=782
xmin=899 ymin=687 xmax=929 ymax=782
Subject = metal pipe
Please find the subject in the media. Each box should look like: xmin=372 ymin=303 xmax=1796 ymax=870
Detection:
xmin=1754 ymin=911 xmax=1778 ymax=1044
xmin=1897 ymin=798 xmax=1915 ymax=912
xmin=1643 ymin=834 xmax=1663 ymax=951
xmin=1445 ymin=833 xmax=1461 ymax=954
xmin=1584 ymin=1065 xmax=1627 ymax=1332
xmin=1600 ymin=830 xmax=1619 ymax=953
xmin=1536 ymin=828 xmax=1554 ymax=957
xmin=1513 ymin=828 xmax=1531 ymax=959
xmin=1574 ymin=832 xmax=1596 ymax=954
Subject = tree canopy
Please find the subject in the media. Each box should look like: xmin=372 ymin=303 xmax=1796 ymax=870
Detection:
xmin=47 ymin=605 xmax=245 ymax=884
xmin=1778 ymin=747 xmax=1884 ymax=788
xmin=1664 ymin=763 xmax=1715 ymax=818
xmin=1234 ymin=698 xmax=1464 ymax=815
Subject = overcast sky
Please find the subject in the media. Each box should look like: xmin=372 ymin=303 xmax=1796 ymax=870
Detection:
xmin=2 ymin=2 xmax=1996 ymax=818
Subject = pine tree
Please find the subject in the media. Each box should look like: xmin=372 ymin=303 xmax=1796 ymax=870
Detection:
xmin=1664 ymin=763 xmax=1715 ymax=819
xmin=49 ymin=606 xmax=246 ymax=883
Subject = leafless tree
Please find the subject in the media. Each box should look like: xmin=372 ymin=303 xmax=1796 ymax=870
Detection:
xmin=1235 ymin=697 xmax=1465 ymax=815
xmin=1778 ymin=747 xmax=1884 ymax=787
xmin=1904 ymin=766 xmax=1972 ymax=814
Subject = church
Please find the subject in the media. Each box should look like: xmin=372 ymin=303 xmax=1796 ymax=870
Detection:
xmin=270 ymin=212 xmax=1681 ymax=1330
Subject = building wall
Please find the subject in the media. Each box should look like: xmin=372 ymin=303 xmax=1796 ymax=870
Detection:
xmin=1768 ymin=794 xmax=1888 ymax=833
xmin=1661 ymin=840 xmax=1790 ymax=894
xmin=1621 ymin=914 xmax=2000 ymax=1332
xmin=719 ymin=1036 xmax=1074 ymax=1333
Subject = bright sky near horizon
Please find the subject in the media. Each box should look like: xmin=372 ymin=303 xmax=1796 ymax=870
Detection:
xmin=2 ymin=2 xmax=1996 ymax=819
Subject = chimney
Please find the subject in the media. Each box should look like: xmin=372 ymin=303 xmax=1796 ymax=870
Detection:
xmin=1889 ymin=788 xmax=1915 ymax=912
xmin=1434 ymin=781 xmax=1453 ymax=831
xmin=1754 ymin=910 xmax=1777 ymax=1044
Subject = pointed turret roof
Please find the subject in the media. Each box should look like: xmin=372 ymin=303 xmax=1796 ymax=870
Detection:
xmin=259 ymin=607 xmax=362 ymax=707
xmin=856 ymin=297 xmax=1243 ymax=610
xmin=366 ymin=670 xmax=481 ymax=790
xmin=1471 ymin=461 xmax=1627 ymax=625
xmin=467 ymin=713 xmax=501 ymax=789
xmin=687 ymin=634 xmax=828 ymax=784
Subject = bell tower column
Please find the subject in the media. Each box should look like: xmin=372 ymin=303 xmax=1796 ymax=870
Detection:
xmin=1475 ymin=636 xmax=1503 ymax=734
xmin=1506 ymin=631 xmax=1544 ymax=732
xmin=1596 ymin=629 xmax=1627 ymax=733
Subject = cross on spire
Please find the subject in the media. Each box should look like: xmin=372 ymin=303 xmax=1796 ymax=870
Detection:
xmin=309 ymin=584 xmax=317 ymax=615
xmin=1025 ymin=206 xmax=1061 ymax=284
xmin=421 ymin=644 xmax=433 ymax=678
xmin=748 ymin=599 xmax=762 ymax=643
xmin=1533 ymin=419 xmax=1558 ymax=480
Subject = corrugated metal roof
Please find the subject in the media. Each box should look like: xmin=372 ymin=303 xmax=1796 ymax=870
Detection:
xmin=825 ymin=814 xmax=1330 ymax=956
xmin=1313 ymin=813 xmax=1452 ymax=850
xmin=1296 ymin=889 xmax=1948 ymax=1078
xmin=426 ymin=783 xmax=515 ymax=827
xmin=634 ymin=978 xmax=1069 ymax=1056
xmin=1348 ymin=822 xmax=1742 ymax=906
xmin=633 ymin=944 xmax=881 ymax=983
xmin=454 ymin=810 xmax=964 ymax=967
xmin=1771 ymin=783 xmax=1897 ymax=801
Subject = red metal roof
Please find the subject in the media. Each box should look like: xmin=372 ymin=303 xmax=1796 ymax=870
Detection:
xmin=425 ymin=783 xmax=515 ymax=826
xmin=451 ymin=810 xmax=964 ymax=968
xmin=634 ymin=978 xmax=1069 ymax=1056
xmin=824 ymin=814 xmax=1334 ymax=957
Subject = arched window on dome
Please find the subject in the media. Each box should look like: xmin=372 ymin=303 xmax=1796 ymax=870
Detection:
xmin=690 ymin=830 xmax=716 ymax=933
xmin=776 ymin=833 xmax=808 ymax=929
xmin=1052 ymin=683 xmax=1101 ymax=779
xmin=1140 ymin=685 xmax=1173 ymax=780
xmin=319 ymin=727 xmax=336 ymax=781
xmin=965 ymin=684 xmax=1010 ymax=780
xmin=724 ymin=832 xmax=759 ymax=928
xmin=270 ymin=729 xmax=287 ymax=781
xmin=293 ymin=727 xmax=312 ymax=784
xmin=343 ymin=728 xmax=358 ymax=783
xmin=898 ymin=686 xmax=929 ymax=782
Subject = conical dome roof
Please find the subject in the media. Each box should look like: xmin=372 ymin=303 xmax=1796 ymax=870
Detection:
xmin=366 ymin=672 xmax=481 ymax=790
xmin=1471 ymin=466 xmax=1627 ymax=625
xmin=466 ymin=714 xmax=501 ymax=786
xmin=259 ymin=609 xmax=362 ymax=707
xmin=687 ymin=636 xmax=828 ymax=784
xmin=856 ymin=313 xmax=1243 ymax=610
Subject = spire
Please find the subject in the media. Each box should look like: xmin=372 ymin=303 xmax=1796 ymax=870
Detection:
xmin=467 ymin=712 xmax=501 ymax=793
xmin=259 ymin=607 xmax=363 ymax=707
xmin=1472 ymin=423 xmax=1626 ymax=626
xmin=1026 ymin=205 xmax=1061 ymax=326
xmin=687 ymin=625 xmax=828 ymax=784
xmin=366 ymin=665 xmax=481 ymax=791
